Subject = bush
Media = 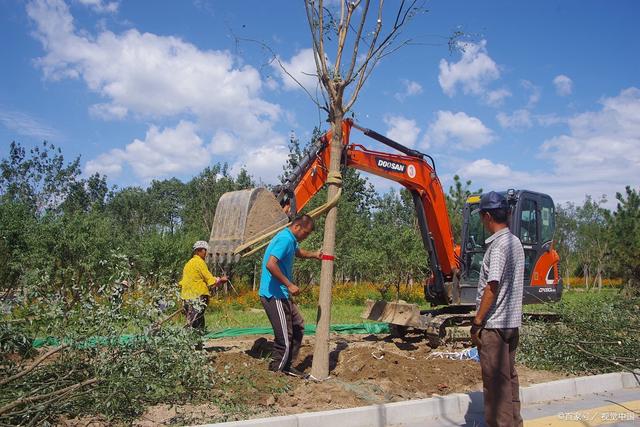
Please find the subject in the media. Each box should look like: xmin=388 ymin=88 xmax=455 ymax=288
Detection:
xmin=519 ymin=290 xmax=640 ymax=374
xmin=0 ymin=270 xmax=249 ymax=425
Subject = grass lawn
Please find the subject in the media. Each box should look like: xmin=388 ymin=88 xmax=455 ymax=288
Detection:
xmin=201 ymin=303 xmax=371 ymax=330
xmin=184 ymin=288 xmax=623 ymax=334
xmin=523 ymin=287 xmax=620 ymax=313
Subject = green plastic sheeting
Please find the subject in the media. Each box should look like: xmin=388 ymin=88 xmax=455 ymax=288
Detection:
xmin=33 ymin=334 xmax=146 ymax=349
xmin=205 ymin=322 xmax=389 ymax=339
xmin=32 ymin=322 xmax=390 ymax=348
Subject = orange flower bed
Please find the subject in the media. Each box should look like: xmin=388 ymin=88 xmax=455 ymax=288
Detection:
xmin=207 ymin=281 xmax=427 ymax=308
xmin=563 ymin=277 xmax=623 ymax=288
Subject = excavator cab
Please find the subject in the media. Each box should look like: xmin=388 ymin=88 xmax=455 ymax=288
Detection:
xmin=458 ymin=189 xmax=563 ymax=304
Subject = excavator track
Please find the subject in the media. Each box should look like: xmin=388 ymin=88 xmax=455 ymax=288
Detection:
xmin=363 ymin=299 xmax=561 ymax=348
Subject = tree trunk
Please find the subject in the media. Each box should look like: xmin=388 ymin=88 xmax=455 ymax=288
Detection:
xmin=584 ymin=265 xmax=589 ymax=290
xmin=310 ymin=114 xmax=343 ymax=381
xmin=597 ymin=270 xmax=602 ymax=291
xmin=564 ymin=265 xmax=571 ymax=290
xmin=252 ymin=262 xmax=257 ymax=292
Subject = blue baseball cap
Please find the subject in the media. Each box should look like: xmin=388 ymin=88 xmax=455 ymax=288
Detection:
xmin=473 ymin=191 xmax=508 ymax=214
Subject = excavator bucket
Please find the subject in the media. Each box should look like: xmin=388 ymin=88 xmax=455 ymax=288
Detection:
xmin=361 ymin=299 xmax=424 ymax=328
xmin=208 ymin=188 xmax=290 ymax=265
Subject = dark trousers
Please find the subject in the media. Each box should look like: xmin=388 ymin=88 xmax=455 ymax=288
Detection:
xmin=260 ymin=296 xmax=304 ymax=371
xmin=479 ymin=328 xmax=523 ymax=427
xmin=183 ymin=295 xmax=209 ymax=332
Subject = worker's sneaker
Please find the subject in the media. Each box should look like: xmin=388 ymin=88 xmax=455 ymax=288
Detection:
xmin=283 ymin=367 xmax=307 ymax=378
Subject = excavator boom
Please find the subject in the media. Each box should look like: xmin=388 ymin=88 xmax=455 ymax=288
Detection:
xmin=209 ymin=119 xmax=459 ymax=305
xmin=208 ymin=119 xmax=562 ymax=346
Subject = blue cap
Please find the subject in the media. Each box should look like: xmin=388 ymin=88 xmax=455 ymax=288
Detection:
xmin=475 ymin=191 xmax=508 ymax=213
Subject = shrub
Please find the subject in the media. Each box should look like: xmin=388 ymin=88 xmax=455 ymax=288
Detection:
xmin=519 ymin=290 xmax=640 ymax=374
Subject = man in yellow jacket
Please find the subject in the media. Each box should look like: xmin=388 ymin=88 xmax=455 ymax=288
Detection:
xmin=179 ymin=240 xmax=227 ymax=331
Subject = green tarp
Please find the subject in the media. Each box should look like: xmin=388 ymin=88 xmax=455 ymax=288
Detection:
xmin=204 ymin=322 xmax=390 ymax=339
xmin=32 ymin=322 xmax=390 ymax=348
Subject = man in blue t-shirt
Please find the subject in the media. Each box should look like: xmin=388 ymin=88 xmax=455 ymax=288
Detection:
xmin=259 ymin=214 xmax=322 ymax=376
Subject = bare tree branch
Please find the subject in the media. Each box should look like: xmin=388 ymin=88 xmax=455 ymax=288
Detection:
xmin=333 ymin=0 xmax=356 ymax=77
xmin=344 ymin=0 xmax=369 ymax=83
xmin=0 ymin=344 xmax=68 ymax=387
xmin=345 ymin=0 xmax=422 ymax=111
xmin=0 ymin=378 xmax=98 ymax=416
xmin=306 ymin=1 xmax=336 ymax=102
xmin=344 ymin=1 xmax=384 ymax=111
xmin=231 ymin=35 xmax=326 ymax=110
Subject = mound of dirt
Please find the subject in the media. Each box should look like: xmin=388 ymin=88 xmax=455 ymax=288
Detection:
xmin=199 ymin=333 xmax=484 ymax=418
xmin=332 ymin=346 xmax=481 ymax=399
xmin=129 ymin=332 xmax=572 ymax=424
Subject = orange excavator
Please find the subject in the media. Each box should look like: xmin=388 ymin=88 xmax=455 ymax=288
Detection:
xmin=209 ymin=119 xmax=562 ymax=345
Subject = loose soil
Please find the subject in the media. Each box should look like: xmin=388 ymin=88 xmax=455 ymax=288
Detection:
xmin=135 ymin=331 xmax=572 ymax=424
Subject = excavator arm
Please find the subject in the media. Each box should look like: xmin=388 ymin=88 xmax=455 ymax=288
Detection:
xmin=270 ymin=119 xmax=460 ymax=305
xmin=209 ymin=118 xmax=459 ymax=304
xmin=344 ymin=143 xmax=460 ymax=301
xmin=272 ymin=121 xmax=351 ymax=216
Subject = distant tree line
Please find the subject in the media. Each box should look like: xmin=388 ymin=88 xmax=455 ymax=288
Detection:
xmin=1 ymin=137 xmax=638 ymax=305
xmin=554 ymin=188 xmax=639 ymax=292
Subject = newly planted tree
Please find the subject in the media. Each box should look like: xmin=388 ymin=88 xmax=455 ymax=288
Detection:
xmin=303 ymin=0 xmax=425 ymax=380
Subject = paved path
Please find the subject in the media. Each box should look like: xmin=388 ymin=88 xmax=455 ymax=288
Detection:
xmin=407 ymin=388 xmax=640 ymax=427
xmin=205 ymin=372 xmax=639 ymax=427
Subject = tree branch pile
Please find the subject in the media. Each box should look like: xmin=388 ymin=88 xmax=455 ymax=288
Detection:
xmin=519 ymin=291 xmax=640 ymax=376
xmin=0 ymin=276 xmax=218 ymax=425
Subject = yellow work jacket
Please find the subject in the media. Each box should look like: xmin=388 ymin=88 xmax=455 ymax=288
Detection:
xmin=179 ymin=255 xmax=218 ymax=300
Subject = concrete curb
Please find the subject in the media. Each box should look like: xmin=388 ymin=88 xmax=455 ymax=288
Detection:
xmin=201 ymin=371 xmax=640 ymax=427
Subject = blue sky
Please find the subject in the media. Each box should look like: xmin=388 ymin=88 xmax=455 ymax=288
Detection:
xmin=1 ymin=0 xmax=639 ymax=207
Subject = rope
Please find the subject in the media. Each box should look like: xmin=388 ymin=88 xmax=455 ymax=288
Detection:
xmin=325 ymin=170 xmax=343 ymax=186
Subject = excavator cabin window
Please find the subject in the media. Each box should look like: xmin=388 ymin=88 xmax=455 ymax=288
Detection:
xmin=519 ymin=199 xmax=538 ymax=244
xmin=540 ymin=196 xmax=555 ymax=244
xmin=519 ymin=197 xmax=540 ymax=282
xmin=465 ymin=206 xmax=487 ymax=281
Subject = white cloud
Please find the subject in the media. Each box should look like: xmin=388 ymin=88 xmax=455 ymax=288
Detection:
xmin=27 ymin=0 xmax=289 ymax=182
xmin=88 ymin=103 xmax=127 ymax=120
xmin=423 ymin=111 xmax=494 ymax=150
xmin=76 ymin=0 xmax=119 ymax=13
xmin=458 ymin=87 xmax=640 ymax=206
xmin=84 ymin=151 xmax=124 ymax=176
xmin=438 ymin=40 xmax=500 ymax=98
xmin=485 ymin=88 xmax=512 ymax=107
xmin=231 ymin=144 xmax=290 ymax=185
xmin=264 ymin=76 xmax=279 ymax=91
xmin=85 ymin=121 xmax=211 ymax=179
xmin=272 ymin=48 xmax=319 ymax=94
xmin=553 ymin=74 xmax=573 ymax=96
xmin=458 ymin=159 xmax=513 ymax=180
xmin=26 ymin=0 xmax=279 ymax=127
xmin=536 ymin=114 xmax=566 ymax=127
xmin=394 ymin=79 xmax=423 ymax=102
xmin=496 ymin=109 xmax=532 ymax=129
xmin=541 ymin=87 xmax=640 ymax=178
xmin=209 ymin=130 xmax=238 ymax=155
xmin=521 ymin=80 xmax=541 ymax=107
xmin=384 ymin=115 xmax=420 ymax=148
xmin=0 ymin=108 xmax=62 ymax=140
